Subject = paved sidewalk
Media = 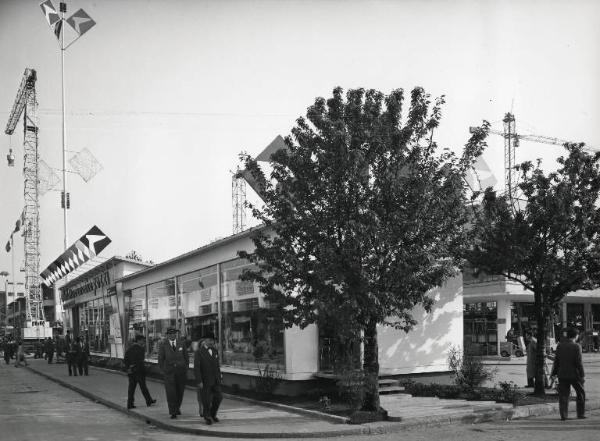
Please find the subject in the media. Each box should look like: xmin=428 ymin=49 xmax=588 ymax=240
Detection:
xmin=23 ymin=358 xmax=600 ymax=438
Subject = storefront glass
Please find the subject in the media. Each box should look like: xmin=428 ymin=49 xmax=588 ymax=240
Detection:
xmin=128 ymin=286 xmax=147 ymax=344
xmin=147 ymin=279 xmax=177 ymax=359
xmin=123 ymin=258 xmax=285 ymax=371
xmin=220 ymin=258 xmax=285 ymax=370
xmin=464 ymin=302 xmax=497 ymax=355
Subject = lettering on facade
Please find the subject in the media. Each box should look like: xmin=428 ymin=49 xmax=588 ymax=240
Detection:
xmin=61 ymin=271 xmax=110 ymax=301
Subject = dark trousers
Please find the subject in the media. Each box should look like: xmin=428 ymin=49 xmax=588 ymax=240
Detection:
xmin=197 ymin=383 xmax=223 ymax=418
xmin=78 ymin=358 xmax=89 ymax=375
xmin=67 ymin=355 xmax=78 ymax=376
xmin=557 ymin=379 xmax=585 ymax=419
xmin=3 ymin=352 xmax=10 ymax=364
xmin=47 ymin=351 xmax=54 ymax=364
xmin=164 ymin=371 xmax=187 ymax=415
xmin=128 ymin=374 xmax=153 ymax=408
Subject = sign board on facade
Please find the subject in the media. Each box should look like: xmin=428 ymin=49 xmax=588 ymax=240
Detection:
xmin=62 ymin=271 xmax=110 ymax=301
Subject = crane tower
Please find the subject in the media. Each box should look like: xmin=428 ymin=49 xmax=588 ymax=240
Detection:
xmin=5 ymin=68 xmax=45 ymax=327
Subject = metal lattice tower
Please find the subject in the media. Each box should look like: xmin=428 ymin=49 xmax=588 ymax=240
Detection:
xmin=503 ymin=112 xmax=518 ymax=205
xmin=232 ymin=167 xmax=247 ymax=234
xmin=5 ymin=68 xmax=44 ymax=322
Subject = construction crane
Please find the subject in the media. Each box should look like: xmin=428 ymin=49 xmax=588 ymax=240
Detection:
xmin=472 ymin=112 xmax=598 ymax=204
xmin=4 ymin=68 xmax=47 ymax=336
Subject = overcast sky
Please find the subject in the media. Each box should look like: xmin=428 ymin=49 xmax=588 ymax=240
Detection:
xmin=1 ymin=0 xmax=599 ymax=286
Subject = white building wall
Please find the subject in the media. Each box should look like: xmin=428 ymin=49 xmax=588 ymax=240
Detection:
xmin=284 ymin=324 xmax=319 ymax=380
xmin=378 ymin=274 xmax=463 ymax=375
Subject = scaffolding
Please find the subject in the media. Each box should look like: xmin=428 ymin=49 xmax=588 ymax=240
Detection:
xmin=5 ymin=68 xmax=44 ymax=324
xmin=232 ymin=166 xmax=247 ymax=234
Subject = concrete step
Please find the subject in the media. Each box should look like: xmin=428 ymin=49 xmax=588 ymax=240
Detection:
xmin=379 ymin=385 xmax=406 ymax=395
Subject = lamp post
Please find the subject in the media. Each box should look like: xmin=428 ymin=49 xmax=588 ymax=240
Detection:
xmin=0 ymin=271 xmax=8 ymax=331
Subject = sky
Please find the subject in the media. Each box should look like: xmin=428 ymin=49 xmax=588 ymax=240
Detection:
xmin=1 ymin=0 xmax=599 ymax=288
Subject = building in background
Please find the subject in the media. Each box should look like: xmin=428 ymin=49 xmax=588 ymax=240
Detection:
xmin=463 ymin=269 xmax=600 ymax=355
xmin=59 ymin=257 xmax=153 ymax=358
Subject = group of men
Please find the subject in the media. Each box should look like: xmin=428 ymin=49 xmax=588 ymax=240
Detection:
xmin=63 ymin=331 xmax=91 ymax=376
xmin=125 ymin=328 xmax=222 ymax=425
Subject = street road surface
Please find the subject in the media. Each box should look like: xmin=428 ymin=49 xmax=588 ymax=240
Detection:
xmin=0 ymin=361 xmax=598 ymax=441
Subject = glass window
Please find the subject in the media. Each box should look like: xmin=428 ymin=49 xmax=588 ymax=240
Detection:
xmin=220 ymin=259 xmax=284 ymax=371
xmin=128 ymin=286 xmax=147 ymax=348
xmin=147 ymin=279 xmax=177 ymax=359
xmin=463 ymin=302 xmax=497 ymax=356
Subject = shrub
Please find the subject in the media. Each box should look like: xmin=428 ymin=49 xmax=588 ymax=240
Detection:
xmin=404 ymin=382 xmax=462 ymax=398
xmin=254 ymin=364 xmax=283 ymax=397
xmin=496 ymin=381 xmax=524 ymax=406
xmin=447 ymin=345 xmax=496 ymax=389
xmin=319 ymin=395 xmax=332 ymax=411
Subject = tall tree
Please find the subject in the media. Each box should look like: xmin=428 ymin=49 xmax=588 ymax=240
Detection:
xmin=239 ymin=87 xmax=488 ymax=414
xmin=466 ymin=144 xmax=600 ymax=396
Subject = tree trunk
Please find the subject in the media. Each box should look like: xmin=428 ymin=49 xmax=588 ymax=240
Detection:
xmin=533 ymin=292 xmax=547 ymax=397
xmin=362 ymin=318 xmax=381 ymax=411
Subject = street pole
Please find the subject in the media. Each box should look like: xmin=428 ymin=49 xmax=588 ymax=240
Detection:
xmin=60 ymin=2 xmax=68 ymax=252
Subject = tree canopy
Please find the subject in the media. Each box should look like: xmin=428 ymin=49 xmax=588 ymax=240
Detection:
xmin=239 ymin=86 xmax=488 ymax=411
xmin=466 ymin=143 xmax=600 ymax=395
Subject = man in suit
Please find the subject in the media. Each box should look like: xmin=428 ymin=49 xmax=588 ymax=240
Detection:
xmin=551 ymin=327 xmax=586 ymax=420
xmin=124 ymin=334 xmax=156 ymax=410
xmin=67 ymin=336 xmax=82 ymax=376
xmin=158 ymin=328 xmax=188 ymax=419
xmin=44 ymin=337 xmax=55 ymax=364
xmin=194 ymin=332 xmax=223 ymax=425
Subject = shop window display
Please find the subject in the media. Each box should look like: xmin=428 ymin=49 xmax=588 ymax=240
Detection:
xmin=220 ymin=259 xmax=284 ymax=371
xmin=127 ymin=286 xmax=147 ymax=350
xmin=464 ymin=302 xmax=498 ymax=356
xmin=147 ymin=278 xmax=177 ymax=359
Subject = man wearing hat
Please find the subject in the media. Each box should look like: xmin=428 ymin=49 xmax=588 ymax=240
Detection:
xmin=194 ymin=332 xmax=223 ymax=425
xmin=124 ymin=334 xmax=156 ymax=409
xmin=158 ymin=327 xmax=189 ymax=419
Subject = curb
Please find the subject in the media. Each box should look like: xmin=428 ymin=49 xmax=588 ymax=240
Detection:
xmin=89 ymin=364 xmax=349 ymax=424
xmin=24 ymin=364 xmax=600 ymax=438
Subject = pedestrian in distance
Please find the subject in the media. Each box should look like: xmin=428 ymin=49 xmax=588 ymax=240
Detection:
xmin=45 ymin=337 xmax=55 ymax=364
xmin=551 ymin=327 xmax=586 ymax=420
xmin=14 ymin=339 xmax=28 ymax=367
xmin=194 ymin=332 xmax=223 ymax=425
xmin=525 ymin=330 xmax=537 ymax=388
xmin=158 ymin=328 xmax=188 ymax=419
xmin=124 ymin=334 xmax=156 ymax=409
xmin=2 ymin=338 xmax=11 ymax=365
xmin=78 ymin=337 xmax=90 ymax=375
xmin=67 ymin=336 xmax=81 ymax=376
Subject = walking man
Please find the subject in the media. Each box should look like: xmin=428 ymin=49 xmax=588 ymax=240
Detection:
xmin=158 ymin=328 xmax=188 ymax=419
xmin=45 ymin=338 xmax=55 ymax=364
xmin=67 ymin=336 xmax=81 ymax=376
xmin=551 ymin=327 xmax=586 ymax=420
xmin=194 ymin=332 xmax=223 ymax=425
xmin=124 ymin=334 xmax=156 ymax=409
xmin=78 ymin=337 xmax=90 ymax=375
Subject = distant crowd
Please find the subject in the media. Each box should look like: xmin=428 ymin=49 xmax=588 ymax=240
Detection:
xmin=1 ymin=331 xmax=90 ymax=376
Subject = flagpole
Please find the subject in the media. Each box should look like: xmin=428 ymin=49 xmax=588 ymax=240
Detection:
xmin=60 ymin=2 xmax=68 ymax=253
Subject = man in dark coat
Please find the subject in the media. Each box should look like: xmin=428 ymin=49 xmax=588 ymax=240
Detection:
xmin=551 ymin=327 xmax=586 ymax=420
xmin=194 ymin=332 xmax=223 ymax=425
xmin=124 ymin=334 xmax=156 ymax=409
xmin=157 ymin=328 xmax=188 ymax=419
xmin=2 ymin=338 xmax=12 ymax=365
xmin=67 ymin=336 xmax=81 ymax=376
xmin=78 ymin=337 xmax=90 ymax=375
xmin=44 ymin=338 xmax=55 ymax=364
